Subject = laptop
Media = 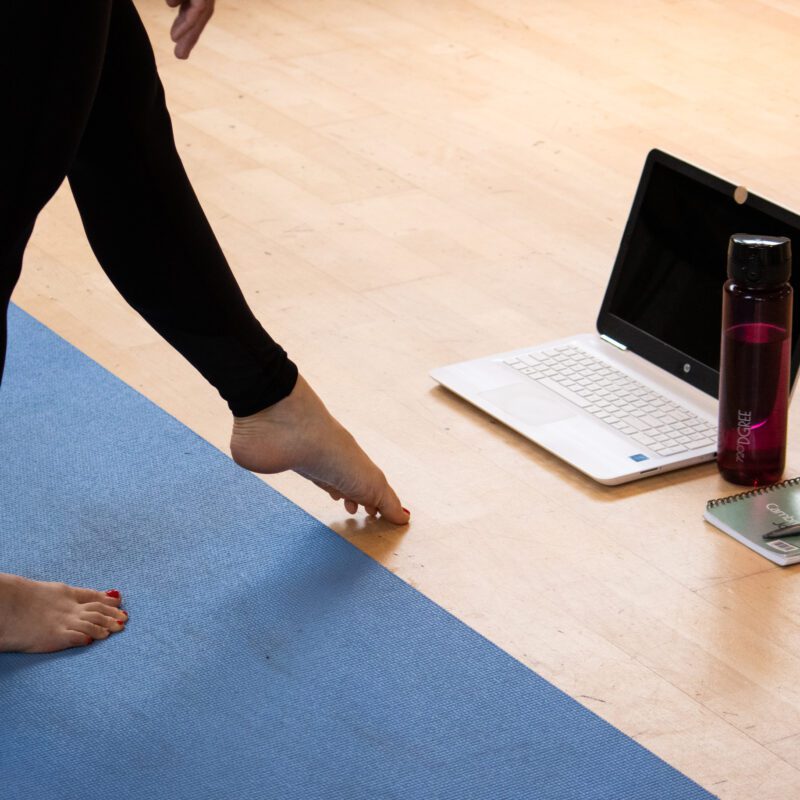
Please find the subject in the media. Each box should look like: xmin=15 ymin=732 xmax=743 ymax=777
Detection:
xmin=430 ymin=149 xmax=800 ymax=485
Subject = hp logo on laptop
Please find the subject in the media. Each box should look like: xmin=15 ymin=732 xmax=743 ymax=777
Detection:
xmin=683 ymin=363 xmax=691 ymax=373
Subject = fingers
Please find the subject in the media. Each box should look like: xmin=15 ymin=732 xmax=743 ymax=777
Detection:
xmin=170 ymin=0 xmax=214 ymax=60
xmin=170 ymin=0 xmax=207 ymax=38
xmin=174 ymin=24 xmax=204 ymax=60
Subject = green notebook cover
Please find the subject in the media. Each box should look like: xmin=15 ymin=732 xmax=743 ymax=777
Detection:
xmin=704 ymin=477 xmax=800 ymax=566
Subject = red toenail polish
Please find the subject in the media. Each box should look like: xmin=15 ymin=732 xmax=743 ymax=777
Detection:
xmin=105 ymin=590 xmax=121 ymax=599
xmin=117 ymin=620 xmax=124 ymax=626
xmin=85 ymin=637 xmax=92 ymax=645
xmin=403 ymin=507 xmax=411 ymax=515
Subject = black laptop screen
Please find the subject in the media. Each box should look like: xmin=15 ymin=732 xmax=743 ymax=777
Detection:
xmin=599 ymin=152 xmax=800 ymax=397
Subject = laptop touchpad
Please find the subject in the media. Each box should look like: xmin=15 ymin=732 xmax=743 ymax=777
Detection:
xmin=479 ymin=382 xmax=577 ymax=426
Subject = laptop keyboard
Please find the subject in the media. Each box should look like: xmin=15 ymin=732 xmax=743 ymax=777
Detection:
xmin=503 ymin=345 xmax=717 ymax=457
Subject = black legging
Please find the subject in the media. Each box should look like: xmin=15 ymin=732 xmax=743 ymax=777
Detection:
xmin=0 ymin=1 xmax=297 ymax=416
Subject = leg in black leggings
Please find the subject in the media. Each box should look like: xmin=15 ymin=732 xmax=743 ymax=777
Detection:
xmin=0 ymin=3 xmax=112 ymax=382
xmin=0 ymin=0 xmax=297 ymax=415
xmin=0 ymin=6 xmax=406 ymax=656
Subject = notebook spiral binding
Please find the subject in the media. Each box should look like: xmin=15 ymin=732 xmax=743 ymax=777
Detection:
xmin=706 ymin=476 xmax=800 ymax=508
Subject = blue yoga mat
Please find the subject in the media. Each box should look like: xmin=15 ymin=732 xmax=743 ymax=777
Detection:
xmin=0 ymin=305 xmax=715 ymax=800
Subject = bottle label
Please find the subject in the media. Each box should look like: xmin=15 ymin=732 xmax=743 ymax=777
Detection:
xmin=736 ymin=410 xmax=753 ymax=462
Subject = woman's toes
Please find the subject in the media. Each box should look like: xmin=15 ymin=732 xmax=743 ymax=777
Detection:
xmin=72 ymin=620 xmax=112 ymax=640
xmin=374 ymin=486 xmax=411 ymax=525
xmin=82 ymin=610 xmax=125 ymax=633
xmin=103 ymin=589 xmax=122 ymax=606
xmin=378 ymin=503 xmax=411 ymax=525
xmin=0 ymin=574 xmax=127 ymax=653
xmin=74 ymin=587 xmax=122 ymax=607
xmin=344 ymin=499 xmax=358 ymax=514
xmin=64 ymin=630 xmax=93 ymax=649
xmin=83 ymin=601 xmax=127 ymax=622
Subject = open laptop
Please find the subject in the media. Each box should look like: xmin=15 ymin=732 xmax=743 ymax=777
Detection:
xmin=430 ymin=149 xmax=800 ymax=485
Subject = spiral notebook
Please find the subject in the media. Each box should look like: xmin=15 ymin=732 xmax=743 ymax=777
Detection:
xmin=705 ymin=477 xmax=800 ymax=566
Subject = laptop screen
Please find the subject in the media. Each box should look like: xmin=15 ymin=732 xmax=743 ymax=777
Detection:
xmin=598 ymin=150 xmax=800 ymax=397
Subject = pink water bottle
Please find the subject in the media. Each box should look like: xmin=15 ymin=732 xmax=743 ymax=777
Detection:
xmin=717 ymin=234 xmax=792 ymax=486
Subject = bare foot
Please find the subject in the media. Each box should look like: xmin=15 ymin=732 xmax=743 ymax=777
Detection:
xmin=0 ymin=573 xmax=127 ymax=653
xmin=230 ymin=376 xmax=410 ymax=524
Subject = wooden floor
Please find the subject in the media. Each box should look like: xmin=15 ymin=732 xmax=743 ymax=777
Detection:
xmin=14 ymin=1 xmax=800 ymax=796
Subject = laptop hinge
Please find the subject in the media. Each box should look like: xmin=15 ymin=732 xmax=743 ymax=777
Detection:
xmin=600 ymin=334 xmax=628 ymax=351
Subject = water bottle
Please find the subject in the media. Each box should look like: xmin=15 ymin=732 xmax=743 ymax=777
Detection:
xmin=717 ymin=233 xmax=793 ymax=486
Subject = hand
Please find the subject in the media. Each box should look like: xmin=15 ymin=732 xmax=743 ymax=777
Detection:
xmin=165 ymin=0 xmax=215 ymax=60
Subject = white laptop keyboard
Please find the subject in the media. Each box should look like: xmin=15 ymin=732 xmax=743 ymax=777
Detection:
xmin=504 ymin=344 xmax=717 ymax=457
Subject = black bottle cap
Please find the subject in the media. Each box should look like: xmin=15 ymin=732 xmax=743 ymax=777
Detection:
xmin=727 ymin=233 xmax=791 ymax=287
